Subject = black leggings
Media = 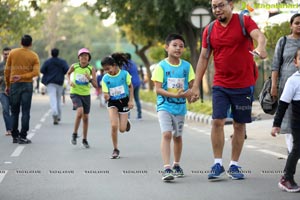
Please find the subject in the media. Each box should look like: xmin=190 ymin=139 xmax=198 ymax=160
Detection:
xmin=284 ymin=128 xmax=300 ymax=180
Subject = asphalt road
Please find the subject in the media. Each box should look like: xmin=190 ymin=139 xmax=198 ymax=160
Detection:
xmin=0 ymin=93 xmax=299 ymax=200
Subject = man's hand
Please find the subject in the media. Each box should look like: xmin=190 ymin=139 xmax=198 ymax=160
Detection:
xmin=190 ymin=85 xmax=200 ymax=102
xmin=271 ymin=127 xmax=280 ymax=137
xmin=12 ymin=75 xmax=21 ymax=83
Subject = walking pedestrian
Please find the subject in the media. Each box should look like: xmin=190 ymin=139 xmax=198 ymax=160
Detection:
xmin=191 ymin=0 xmax=267 ymax=180
xmin=151 ymin=33 xmax=195 ymax=182
xmin=41 ymin=48 xmax=69 ymax=125
xmin=123 ymin=53 xmax=142 ymax=120
xmin=0 ymin=47 xmax=12 ymax=136
xmin=101 ymin=53 xmax=134 ymax=159
xmin=66 ymin=48 xmax=97 ymax=148
xmin=96 ymin=68 xmax=106 ymax=107
xmin=271 ymin=47 xmax=300 ymax=193
xmin=271 ymin=13 xmax=300 ymax=155
xmin=4 ymin=34 xmax=40 ymax=144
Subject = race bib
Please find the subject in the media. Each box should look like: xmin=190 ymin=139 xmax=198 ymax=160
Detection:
xmin=167 ymin=78 xmax=184 ymax=93
xmin=110 ymin=85 xmax=125 ymax=96
xmin=75 ymin=74 xmax=88 ymax=85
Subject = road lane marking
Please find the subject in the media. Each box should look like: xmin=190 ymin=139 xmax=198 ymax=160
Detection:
xmin=245 ymin=145 xmax=258 ymax=149
xmin=257 ymin=149 xmax=287 ymax=159
xmin=0 ymin=170 xmax=8 ymax=183
xmin=11 ymin=146 xmax=25 ymax=157
xmin=35 ymin=123 xmax=42 ymax=130
xmin=27 ymin=133 xmax=36 ymax=140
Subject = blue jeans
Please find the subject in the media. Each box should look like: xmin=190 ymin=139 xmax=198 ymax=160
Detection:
xmin=9 ymin=82 xmax=33 ymax=139
xmin=133 ymin=86 xmax=142 ymax=119
xmin=0 ymin=93 xmax=12 ymax=131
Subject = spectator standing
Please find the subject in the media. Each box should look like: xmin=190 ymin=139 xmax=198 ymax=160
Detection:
xmin=0 ymin=47 xmax=12 ymax=136
xmin=271 ymin=13 xmax=300 ymax=154
xmin=41 ymin=48 xmax=69 ymax=125
xmin=4 ymin=34 xmax=40 ymax=144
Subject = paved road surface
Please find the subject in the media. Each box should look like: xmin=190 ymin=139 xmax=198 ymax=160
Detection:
xmin=0 ymin=93 xmax=299 ymax=200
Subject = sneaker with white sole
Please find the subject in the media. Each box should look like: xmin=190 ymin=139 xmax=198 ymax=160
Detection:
xmin=111 ymin=149 xmax=120 ymax=159
xmin=227 ymin=164 xmax=245 ymax=180
xmin=82 ymin=139 xmax=90 ymax=148
xmin=71 ymin=133 xmax=77 ymax=145
xmin=208 ymin=163 xmax=225 ymax=180
xmin=162 ymin=168 xmax=174 ymax=182
xmin=278 ymin=176 xmax=300 ymax=193
xmin=172 ymin=165 xmax=184 ymax=178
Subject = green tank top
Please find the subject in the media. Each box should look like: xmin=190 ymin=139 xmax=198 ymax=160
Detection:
xmin=70 ymin=63 xmax=93 ymax=95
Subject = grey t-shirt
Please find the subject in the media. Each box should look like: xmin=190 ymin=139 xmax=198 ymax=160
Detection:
xmin=271 ymin=36 xmax=300 ymax=133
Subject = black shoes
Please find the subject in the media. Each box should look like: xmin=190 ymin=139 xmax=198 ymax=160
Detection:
xmin=13 ymin=137 xmax=32 ymax=144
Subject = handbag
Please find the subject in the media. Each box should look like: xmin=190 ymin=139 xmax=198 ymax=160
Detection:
xmin=258 ymin=36 xmax=286 ymax=115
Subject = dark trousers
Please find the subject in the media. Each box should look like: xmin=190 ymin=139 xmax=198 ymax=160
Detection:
xmin=284 ymin=128 xmax=300 ymax=180
xmin=9 ymin=82 xmax=33 ymax=139
xmin=133 ymin=86 xmax=142 ymax=119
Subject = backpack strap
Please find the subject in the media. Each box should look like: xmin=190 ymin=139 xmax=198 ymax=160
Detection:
xmin=239 ymin=12 xmax=247 ymax=37
xmin=205 ymin=12 xmax=249 ymax=59
xmin=205 ymin=20 xmax=216 ymax=59
xmin=278 ymin=36 xmax=287 ymax=76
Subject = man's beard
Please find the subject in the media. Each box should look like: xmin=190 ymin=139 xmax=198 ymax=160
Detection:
xmin=218 ymin=16 xmax=227 ymax=23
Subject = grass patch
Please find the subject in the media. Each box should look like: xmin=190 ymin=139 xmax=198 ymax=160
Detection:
xmin=140 ymin=90 xmax=212 ymax=115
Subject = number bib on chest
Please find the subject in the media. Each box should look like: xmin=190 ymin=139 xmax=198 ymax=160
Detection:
xmin=75 ymin=74 xmax=89 ymax=85
xmin=110 ymin=85 xmax=125 ymax=96
xmin=167 ymin=78 xmax=185 ymax=93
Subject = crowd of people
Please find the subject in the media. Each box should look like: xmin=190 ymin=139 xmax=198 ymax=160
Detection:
xmin=1 ymin=0 xmax=300 ymax=193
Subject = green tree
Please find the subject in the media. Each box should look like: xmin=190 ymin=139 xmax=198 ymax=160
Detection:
xmin=0 ymin=0 xmax=41 ymax=47
xmin=30 ymin=1 xmax=120 ymax=68
xmin=85 ymin=0 xmax=211 ymax=89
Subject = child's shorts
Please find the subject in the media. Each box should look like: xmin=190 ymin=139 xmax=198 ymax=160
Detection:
xmin=157 ymin=110 xmax=185 ymax=137
xmin=70 ymin=94 xmax=91 ymax=114
xmin=108 ymin=97 xmax=130 ymax=113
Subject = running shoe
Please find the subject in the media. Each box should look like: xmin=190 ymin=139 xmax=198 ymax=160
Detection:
xmin=172 ymin=165 xmax=184 ymax=178
xmin=18 ymin=138 xmax=32 ymax=144
xmin=126 ymin=119 xmax=131 ymax=132
xmin=227 ymin=164 xmax=245 ymax=180
xmin=82 ymin=139 xmax=90 ymax=148
xmin=208 ymin=163 xmax=225 ymax=180
xmin=162 ymin=168 xmax=174 ymax=181
xmin=111 ymin=149 xmax=120 ymax=159
xmin=71 ymin=133 xmax=77 ymax=145
xmin=278 ymin=176 xmax=300 ymax=193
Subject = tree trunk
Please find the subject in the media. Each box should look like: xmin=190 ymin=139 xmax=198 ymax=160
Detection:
xmin=132 ymin=41 xmax=153 ymax=90
xmin=181 ymin=23 xmax=212 ymax=96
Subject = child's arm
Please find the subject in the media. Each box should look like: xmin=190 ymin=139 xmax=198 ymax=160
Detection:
xmin=87 ymin=67 xmax=97 ymax=88
xmin=154 ymin=81 xmax=186 ymax=98
xmin=66 ymin=64 xmax=75 ymax=87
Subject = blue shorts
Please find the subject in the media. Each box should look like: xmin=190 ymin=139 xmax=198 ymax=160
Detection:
xmin=212 ymin=86 xmax=254 ymax=123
